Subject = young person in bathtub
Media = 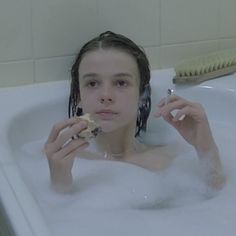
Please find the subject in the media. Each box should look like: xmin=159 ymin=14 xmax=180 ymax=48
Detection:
xmin=44 ymin=31 xmax=226 ymax=193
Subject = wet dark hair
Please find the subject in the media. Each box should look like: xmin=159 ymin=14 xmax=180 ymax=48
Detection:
xmin=69 ymin=31 xmax=151 ymax=137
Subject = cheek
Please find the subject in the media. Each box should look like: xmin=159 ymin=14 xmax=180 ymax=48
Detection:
xmin=121 ymin=93 xmax=139 ymax=115
xmin=81 ymin=102 xmax=94 ymax=113
xmin=128 ymin=104 xmax=139 ymax=117
xmin=80 ymin=94 xmax=95 ymax=112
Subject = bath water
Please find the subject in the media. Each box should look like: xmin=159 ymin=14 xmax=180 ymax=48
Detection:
xmin=15 ymin=121 xmax=235 ymax=236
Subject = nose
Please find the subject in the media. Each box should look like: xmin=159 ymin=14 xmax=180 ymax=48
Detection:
xmin=99 ymin=84 xmax=114 ymax=105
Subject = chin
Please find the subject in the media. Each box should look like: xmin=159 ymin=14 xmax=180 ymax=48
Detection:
xmin=99 ymin=125 xmax=116 ymax=134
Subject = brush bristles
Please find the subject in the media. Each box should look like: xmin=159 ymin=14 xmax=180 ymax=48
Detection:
xmin=175 ymin=49 xmax=236 ymax=77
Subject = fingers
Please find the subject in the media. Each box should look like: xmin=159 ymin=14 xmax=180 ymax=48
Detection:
xmin=63 ymin=142 xmax=89 ymax=163
xmin=57 ymin=138 xmax=89 ymax=160
xmin=173 ymin=105 xmax=205 ymax=122
xmin=172 ymin=107 xmax=188 ymax=122
xmin=47 ymin=138 xmax=89 ymax=174
xmin=47 ymin=139 xmax=88 ymax=173
xmin=45 ymin=119 xmax=88 ymax=154
xmin=158 ymin=94 xmax=184 ymax=107
xmin=53 ymin=121 xmax=87 ymax=152
xmin=155 ymin=96 xmax=188 ymax=119
xmin=156 ymin=100 xmax=188 ymax=117
xmin=47 ymin=118 xmax=78 ymax=143
xmin=45 ymin=118 xmax=91 ymax=189
xmin=155 ymin=95 xmax=206 ymax=122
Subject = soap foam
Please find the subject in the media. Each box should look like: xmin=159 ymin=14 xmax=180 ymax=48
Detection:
xmin=16 ymin=121 xmax=235 ymax=232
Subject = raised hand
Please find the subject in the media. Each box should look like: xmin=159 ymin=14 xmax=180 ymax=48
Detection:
xmin=154 ymin=94 xmax=217 ymax=153
xmin=154 ymin=94 xmax=225 ymax=189
xmin=44 ymin=118 xmax=89 ymax=192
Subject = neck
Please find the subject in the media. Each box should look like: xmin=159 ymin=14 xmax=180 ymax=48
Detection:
xmin=95 ymin=124 xmax=137 ymax=159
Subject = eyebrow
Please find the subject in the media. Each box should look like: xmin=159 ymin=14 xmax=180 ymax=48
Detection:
xmin=113 ymin=73 xmax=134 ymax=79
xmin=81 ymin=73 xmax=98 ymax=79
xmin=81 ymin=72 xmax=134 ymax=79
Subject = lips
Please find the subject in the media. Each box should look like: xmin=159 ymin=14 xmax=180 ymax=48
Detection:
xmin=96 ymin=109 xmax=117 ymax=114
xmin=95 ymin=109 xmax=118 ymax=119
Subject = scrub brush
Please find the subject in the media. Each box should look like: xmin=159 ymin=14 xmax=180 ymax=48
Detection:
xmin=173 ymin=49 xmax=236 ymax=84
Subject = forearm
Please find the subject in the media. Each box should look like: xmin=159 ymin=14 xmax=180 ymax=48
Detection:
xmin=50 ymin=170 xmax=74 ymax=193
xmin=196 ymin=145 xmax=226 ymax=190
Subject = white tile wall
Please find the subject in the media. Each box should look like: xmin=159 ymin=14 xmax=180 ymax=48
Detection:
xmin=1 ymin=0 xmax=236 ymax=87
xmin=35 ymin=56 xmax=74 ymax=82
xmin=0 ymin=61 xmax=34 ymax=87
xmin=161 ymin=41 xmax=218 ymax=68
xmin=32 ymin=0 xmax=98 ymax=58
xmin=98 ymin=0 xmax=161 ymax=47
xmin=219 ymin=39 xmax=236 ymax=50
xmin=144 ymin=47 xmax=162 ymax=69
xmin=219 ymin=0 xmax=236 ymax=38
xmin=161 ymin=0 xmax=219 ymax=44
xmin=0 ymin=0 xmax=32 ymax=62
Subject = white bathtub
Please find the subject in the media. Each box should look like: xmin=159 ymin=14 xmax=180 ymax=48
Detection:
xmin=0 ymin=69 xmax=236 ymax=236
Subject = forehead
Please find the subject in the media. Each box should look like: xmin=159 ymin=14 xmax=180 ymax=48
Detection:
xmin=78 ymin=49 xmax=139 ymax=78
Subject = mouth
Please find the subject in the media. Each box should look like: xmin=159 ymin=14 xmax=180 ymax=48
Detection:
xmin=95 ymin=110 xmax=118 ymax=120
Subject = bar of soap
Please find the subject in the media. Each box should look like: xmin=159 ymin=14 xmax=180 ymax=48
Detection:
xmin=75 ymin=113 xmax=101 ymax=139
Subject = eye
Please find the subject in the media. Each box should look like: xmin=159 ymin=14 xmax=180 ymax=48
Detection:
xmin=116 ymin=79 xmax=129 ymax=87
xmin=86 ymin=80 xmax=99 ymax=88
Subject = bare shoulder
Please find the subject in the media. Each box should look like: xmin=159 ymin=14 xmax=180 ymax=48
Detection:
xmin=127 ymin=143 xmax=175 ymax=171
xmin=128 ymin=139 xmax=190 ymax=171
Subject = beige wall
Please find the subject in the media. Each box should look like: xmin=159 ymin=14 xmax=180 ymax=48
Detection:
xmin=1 ymin=0 xmax=236 ymax=87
